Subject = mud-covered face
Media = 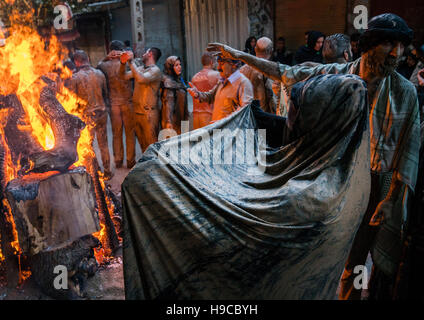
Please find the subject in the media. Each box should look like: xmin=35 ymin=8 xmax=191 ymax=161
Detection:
xmin=217 ymin=58 xmax=237 ymax=78
xmin=142 ymin=49 xmax=151 ymax=64
xmin=173 ymin=59 xmax=182 ymax=76
xmin=366 ymin=40 xmax=404 ymax=77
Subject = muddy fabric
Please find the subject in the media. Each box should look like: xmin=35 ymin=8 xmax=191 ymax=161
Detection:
xmin=196 ymin=71 xmax=254 ymax=122
xmin=68 ymin=65 xmax=109 ymax=117
xmin=240 ymin=64 xmax=277 ymax=114
xmin=277 ymin=59 xmax=420 ymax=277
xmin=191 ymin=68 xmax=220 ymax=129
xmin=97 ymin=52 xmax=133 ymax=106
xmin=122 ymin=74 xmax=371 ymax=299
xmin=161 ymin=75 xmax=189 ymax=135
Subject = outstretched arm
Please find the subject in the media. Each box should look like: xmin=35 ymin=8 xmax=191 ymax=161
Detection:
xmin=206 ymin=43 xmax=346 ymax=89
xmin=207 ymin=43 xmax=281 ymax=81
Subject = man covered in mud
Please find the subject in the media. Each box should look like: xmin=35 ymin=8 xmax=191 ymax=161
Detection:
xmin=98 ymin=40 xmax=135 ymax=169
xmin=207 ymin=13 xmax=421 ymax=300
xmin=240 ymin=36 xmax=277 ymax=114
xmin=119 ymin=48 xmax=162 ymax=152
xmin=68 ymin=50 xmax=112 ymax=180
xmin=188 ymin=56 xmax=253 ymax=123
xmin=191 ymin=52 xmax=220 ymax=129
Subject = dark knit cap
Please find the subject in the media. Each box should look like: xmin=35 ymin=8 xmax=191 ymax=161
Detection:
xmin=359 ymin=13 xmax=413 ymax=53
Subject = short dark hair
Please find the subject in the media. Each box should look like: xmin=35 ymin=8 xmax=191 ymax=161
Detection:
xmin=73 ymin=50 xmax=89 ymax=65
xmin=110 ymin=40 xmax=125 ymax=51
xmin=323 ymin=34 xmax=351 ymax=63
xmin=124 ymin=40 xmax=131 ymax=47
xmin=350 ymin=33 xmax=361 ymax=42
xmin=148 ymin=47 xmax=162 ymax=63
xmin=201 ymin=52 xmax=214 ymax=66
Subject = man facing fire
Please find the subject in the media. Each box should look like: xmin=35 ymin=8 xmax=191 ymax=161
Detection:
xmin=67 ymin=50 xmax=112 ymax=180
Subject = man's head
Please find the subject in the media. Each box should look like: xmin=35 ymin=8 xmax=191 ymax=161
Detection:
xmin=109 ymin=40 xmax=125 ymax=52
xmin=360 ymin=13 xmax=413 ymax=77
xmin=217 ymin=55 xmax=240 ymax=79
xmin=350 ymin=33 xmax=361 ymax=56
xmin=73 ymin=50 xmax=90 ymax=68
xmin=201 ymin=52 xmax=215 ymax=68
xmin=255 ymin=37 xmax=273 ymax=60
xmin=276 ymin=37 xmax=286 ymax=51
xmin=322 ymin=33 xmax=352 ymax=63
xmin=142 ymin=47 xmax=162 ymax=65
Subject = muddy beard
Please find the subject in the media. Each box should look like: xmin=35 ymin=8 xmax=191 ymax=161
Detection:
xmin=365 ymin=49 xmax=399 ymax=78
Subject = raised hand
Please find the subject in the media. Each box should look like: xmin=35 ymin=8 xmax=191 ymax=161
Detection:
xmin=207 ymin=43 xmax=238 ymax=60
xmin=120 ymin=51 xmax=134 ymax=64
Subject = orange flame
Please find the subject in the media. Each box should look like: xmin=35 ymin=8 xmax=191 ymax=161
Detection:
xmin=0 ymin=11 xmax=116 ymax=275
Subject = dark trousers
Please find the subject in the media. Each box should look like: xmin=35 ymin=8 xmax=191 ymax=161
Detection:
xmin=339 ymin=173 xmax=391 ymax=300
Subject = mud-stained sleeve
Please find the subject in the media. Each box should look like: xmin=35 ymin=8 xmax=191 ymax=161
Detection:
xmin=237 ymin=78 xmax=254 ymax=108
xmin=161 ymin=88 xmax=176 ymax=129
xmin=131 ymin=63 xmax=162 ymax=84
xmin=197 ymin=84 xmax=219 ymax=104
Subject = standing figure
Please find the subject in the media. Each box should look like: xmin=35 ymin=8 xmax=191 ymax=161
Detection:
xmin=68 ymin=50 xmax=112 ymax=179
xmin=98 ymin=40 xmax=135 ymax=169
xmin=271 ymin=37 xmax=293 ymax=66
xmin=161 ymin=56 xmax=189 ymax=134
xmin=188 ymin=56 xmax=253 ymax=123
xmin=241 ymin=37 xmax=277 ymax=113
xmin=119 ymin=48 xmax=162 ymax=153
xmin=244 ymin=36 xmax=257 ymax=56
xmin=191 ymin=53 xmax=220 ymax=129
xmin=294 ymin=31 xmax=325 ymax=64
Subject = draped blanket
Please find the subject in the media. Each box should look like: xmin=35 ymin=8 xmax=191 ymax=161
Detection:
xmin=122 ymin=74 xmax=371 ymax=299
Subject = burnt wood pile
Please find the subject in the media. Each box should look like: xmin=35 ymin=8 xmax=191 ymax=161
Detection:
xmin=0 ymin=76 xmax=120 ymax=299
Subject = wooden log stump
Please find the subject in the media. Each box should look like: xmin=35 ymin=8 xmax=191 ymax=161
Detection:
xmin=4 ymin=168 xmax=100 ymax=256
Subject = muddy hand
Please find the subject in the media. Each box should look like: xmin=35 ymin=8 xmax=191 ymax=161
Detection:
xmin=207 ymin=43 xmax=237 ymax=60
xmin=188 ymin=82 xmax=199 ymax=99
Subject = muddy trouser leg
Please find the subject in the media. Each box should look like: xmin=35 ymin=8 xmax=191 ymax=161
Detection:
xmin=339 ymin=173 xmax=383 ymax=300
xmin=193 ymin=112 xmax=212 ymax=130
xmin=135 ymin=111 xmax=159 ymax=153
xmin=120 ymin=103 xmax=136 ymax=168
xmin=110 ymin=104 xmax=124 ymax=167
xmin=95 ymin=114 xmax=111 ymax=175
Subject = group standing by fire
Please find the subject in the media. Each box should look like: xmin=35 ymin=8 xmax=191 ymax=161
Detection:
xmin=60 ymin=12 xmax=424 ymax=300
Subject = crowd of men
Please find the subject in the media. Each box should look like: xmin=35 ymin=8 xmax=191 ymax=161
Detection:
xmin=63 ymin=12 xmax=424 ymax=300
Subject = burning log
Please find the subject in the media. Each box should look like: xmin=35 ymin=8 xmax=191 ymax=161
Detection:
xmin=4 ymin=168 xmax=100 ymax=256
xmin=29 ymin=235 xmax=100 ymax=300
xmin=0 ymin=136 xmax=20 ymax=288
xmin=29 ymin=76 xmax=85 ymax=173
xmin=88 ymin=160 xmax=120 ymax=255
xmin=0 ymin=94 xmax=44 ymax=170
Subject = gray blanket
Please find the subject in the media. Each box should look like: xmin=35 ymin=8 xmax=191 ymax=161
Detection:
xmin=122 ymin=74 xmax=371 ymax=299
